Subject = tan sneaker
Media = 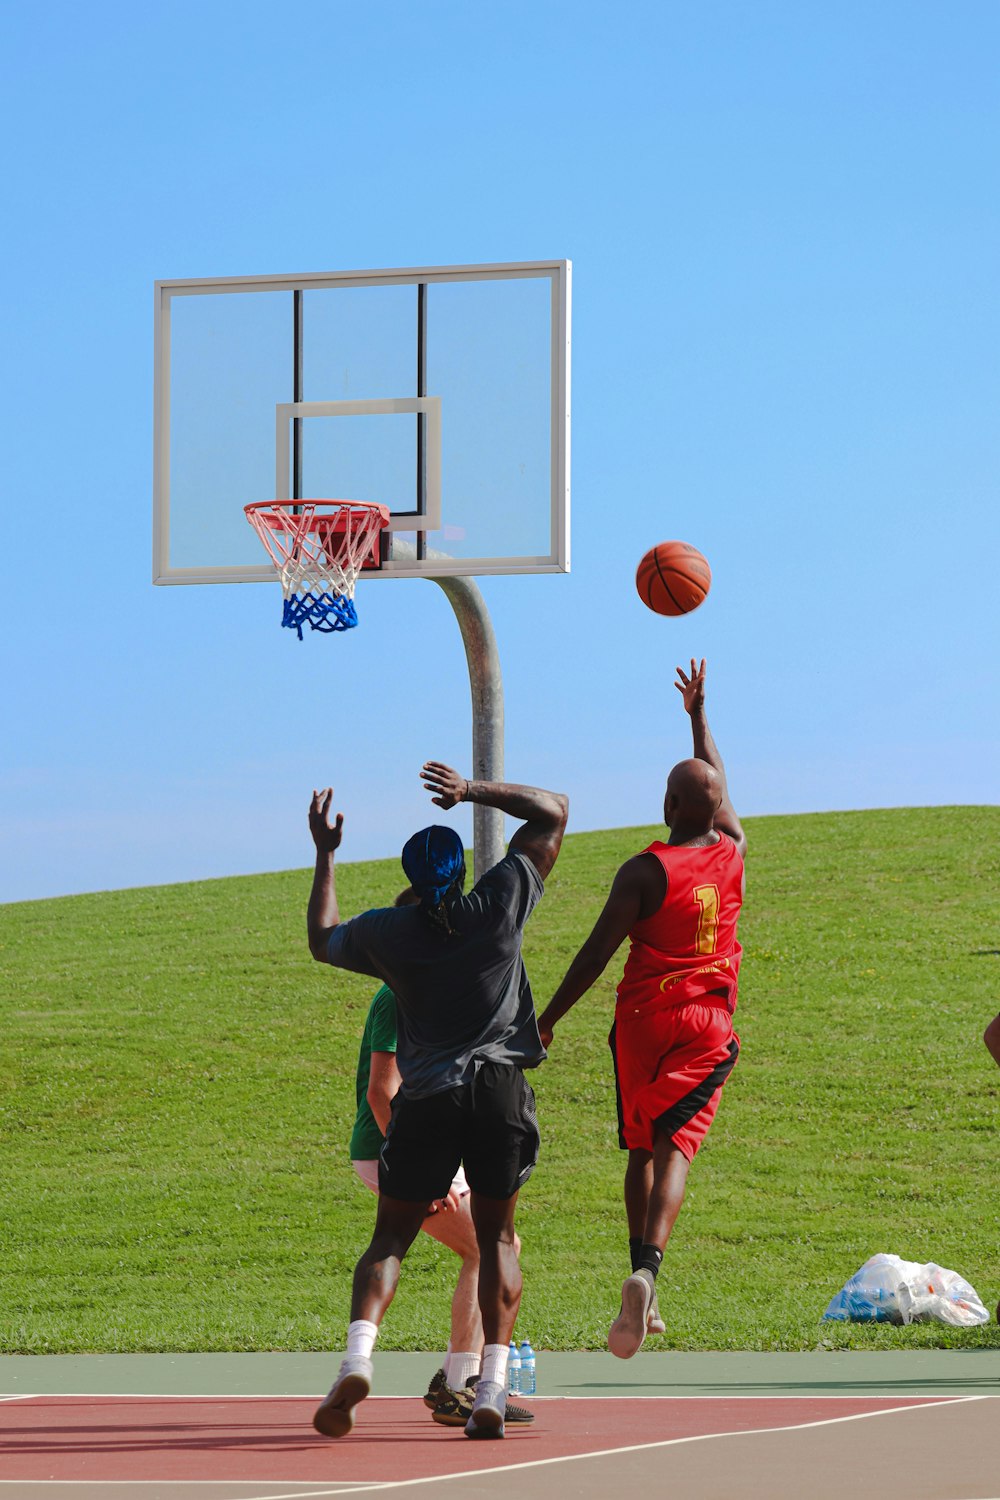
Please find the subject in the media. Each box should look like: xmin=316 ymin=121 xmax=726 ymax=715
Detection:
xmin=608 ymin=1269 xmax=655 ymax=1358
xmin=432 ymin=1377 xmax=534 ymax=1427
xmin=647 ymin=1289 xmax=666 ymax=1335
xmin=313 ymin=1355 xmax=373 ymax=1438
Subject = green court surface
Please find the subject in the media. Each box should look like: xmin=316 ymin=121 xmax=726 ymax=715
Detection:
xmin=3 ymin=1348 xmax=1000 ymax=1397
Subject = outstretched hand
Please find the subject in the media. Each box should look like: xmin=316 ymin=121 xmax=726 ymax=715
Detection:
xmin=309 ymin=788 xmax=344 ymax=853
xmin=420 ymin=761 xmax=469 ymax=810
xmin=674 ymin=657 xmax=707 ymax=715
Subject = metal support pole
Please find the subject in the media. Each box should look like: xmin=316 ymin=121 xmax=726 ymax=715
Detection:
xmin=432 ymin=576 xmax=505 ymax=883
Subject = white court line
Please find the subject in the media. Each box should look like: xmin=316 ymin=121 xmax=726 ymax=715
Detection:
xmin=308 ymin=1395 xmax=992 ymax=1495
xmin=0 ymin=1394 xmax=993 ymax=1500
xmin=2 ymin=1390 xmax=991 ymax=1401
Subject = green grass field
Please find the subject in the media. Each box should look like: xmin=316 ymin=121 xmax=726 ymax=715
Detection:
xmin=2 ymin=807 xmax=998 ymax=1353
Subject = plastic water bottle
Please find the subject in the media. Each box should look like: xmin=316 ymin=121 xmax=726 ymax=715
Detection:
xmin=519 ymin=1338 xmax=536 ymax=1395
xmin=507 ymin=1339 xmax=521 ymax=1394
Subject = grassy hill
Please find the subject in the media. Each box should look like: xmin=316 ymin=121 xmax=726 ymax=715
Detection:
xmin=2 ymin=807 xmax=998 ymax=1352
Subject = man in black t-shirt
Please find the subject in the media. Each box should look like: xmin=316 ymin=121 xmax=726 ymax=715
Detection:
xmin=307 ymin=761 xmax=567 ymax=1442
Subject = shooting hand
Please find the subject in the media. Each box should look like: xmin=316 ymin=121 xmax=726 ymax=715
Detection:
xmin=420 ymin=762 xmax=469 ymax=810
xmin=674 ymin=658 xmax=707 ymax=715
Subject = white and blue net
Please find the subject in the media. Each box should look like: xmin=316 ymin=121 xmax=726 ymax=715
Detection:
xmin=244 ymin=501 xmax=388 ymax=640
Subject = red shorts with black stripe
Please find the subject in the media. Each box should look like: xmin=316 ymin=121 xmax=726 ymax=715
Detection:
xmin=609 ymin=999 xmax=739 ymax=1160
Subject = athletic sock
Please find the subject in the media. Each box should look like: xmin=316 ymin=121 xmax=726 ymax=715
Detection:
xmin=346 ymin=1319 xmax=379 ymax=1359
xmin=479 ymin=1343 xmax=509 ymax=1389
xmin=637 ymin=1245 xmax=663 ymax=1279
xmin=446 ymin=1351 xmax=481 ymax=1390
xmin=629 ymin=1236 xmax=642 ymax=1272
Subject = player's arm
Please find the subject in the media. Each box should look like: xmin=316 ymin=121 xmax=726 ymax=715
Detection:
xmin=366 ymin=1050 xmax=401 ymax=1136
xmin=536 ymin=856 xmax=657 ymax=1045
xmin=985 ymin=1014 xmax=1000 ymax=1069
xmin=676 ymin=658 xmax=747 ymax=859
xmin=307 ymin=788 xmax=344 ymax=960
xmin=420 ymin=762 xmax=569 ymax=880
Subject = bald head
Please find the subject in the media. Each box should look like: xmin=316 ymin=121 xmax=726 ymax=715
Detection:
xmin=664 ymin=758 xmax=722 ymax=833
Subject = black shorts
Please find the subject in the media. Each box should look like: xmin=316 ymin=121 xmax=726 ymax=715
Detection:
xmin=378 ymin=1061 xmax=539 ymax=1203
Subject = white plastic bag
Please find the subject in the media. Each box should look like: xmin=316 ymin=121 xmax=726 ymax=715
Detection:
xmin=822 ymin=1253 xmax=990 ymax=1327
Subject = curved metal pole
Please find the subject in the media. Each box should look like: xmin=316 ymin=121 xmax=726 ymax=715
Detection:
xmin=431 ymin=576 xmax=505 ymax=882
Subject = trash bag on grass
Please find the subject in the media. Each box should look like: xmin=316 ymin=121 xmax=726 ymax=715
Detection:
xmin=822 ymin=1253 xmax=989 ymax=1327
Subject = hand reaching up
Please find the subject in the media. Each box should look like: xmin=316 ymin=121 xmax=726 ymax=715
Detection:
xmin=674 ymin=658 xmax=707 ymax=716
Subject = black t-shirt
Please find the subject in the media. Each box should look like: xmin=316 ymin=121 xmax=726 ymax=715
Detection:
xmin=325 ymin=850 xmax=545 ymax=1098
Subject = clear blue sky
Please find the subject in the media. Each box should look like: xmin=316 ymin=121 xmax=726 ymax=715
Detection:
xmin=2 ymin=0 xmax=997 ymax=904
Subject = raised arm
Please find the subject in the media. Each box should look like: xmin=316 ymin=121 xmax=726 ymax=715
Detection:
xmin=307 ymin=788 xmax=344 ymax=960
xmin=419 ymin=762 xmax=569 ymax=879
xmin=675 ymin=659 xmax=746 ymax=858
xmin=535 ymin=855 xmax=662 ymax=1045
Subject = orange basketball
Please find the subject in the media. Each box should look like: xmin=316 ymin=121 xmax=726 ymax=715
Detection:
xmin=636 ymin=541 xmax=712 ymax=616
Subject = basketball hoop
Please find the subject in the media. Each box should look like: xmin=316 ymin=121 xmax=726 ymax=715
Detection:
xmin=244 ymin=500 xmax=390 ymax=639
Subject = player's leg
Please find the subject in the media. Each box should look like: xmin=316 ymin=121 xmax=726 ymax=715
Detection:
xmin=623 ymin=1145 xmax=652 ymax=1237
xmin=313 ymin=1193 xmax=427 ymax=1438
xmin=644 ymin=1129 xmax=691 ymax=1243
xmin=610 ymin=1134 xmax=691 ymax=1359
xmin=460 ymin=1062 xmax=539 ymax=1438
xmin=469 ymin=1189 xmax=522 ymax=1347
xmin=316 ymin=1091 xmax=461 ymax=1439
xmin=621 ymin=1145 xmax=667 ymax=1336
xmin=462 ymin=1188 xmax=520 ymax=1438
xmin=610 ymin=1004 xmax=737 ymax=1357
xmin=350 ymin=1192 xmax=428 ymax=1322
xmin=420 ymin=1186 xmax=484 ymax=1364
xmin=423 ymin=1193 xmax=536 ymax=1429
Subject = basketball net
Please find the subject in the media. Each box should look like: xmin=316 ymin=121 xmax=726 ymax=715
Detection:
xmin=244 ymin=500 xmax=390 ymax=639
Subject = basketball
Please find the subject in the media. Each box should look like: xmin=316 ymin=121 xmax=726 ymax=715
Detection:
xmin=635 ymin=541 xmax=711 ymax=616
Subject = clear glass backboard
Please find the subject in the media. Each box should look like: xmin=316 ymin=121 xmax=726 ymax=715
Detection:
xmin=153 ymin=261 xmax=571 ymax=584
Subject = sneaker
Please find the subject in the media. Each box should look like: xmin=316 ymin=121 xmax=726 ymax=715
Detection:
xmin=432 ymin=1377 xmax=534 ymax=1427
xmin=312 ymin=1355 xmax=373 ymax=1438
xmin=423 ymin=1366 xmax=448 ymax=1410
xmin=608 ymin=1269 xmax=655 ymax=1359
xmin=464 ymin=1378 xmax=506 ymax=1438
xmin=647 ymin=1290 xmax=666 ymax=1336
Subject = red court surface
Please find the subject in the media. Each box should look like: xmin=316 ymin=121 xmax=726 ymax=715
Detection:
xmin=3 ymin=1392 xmax=999 ymax=1499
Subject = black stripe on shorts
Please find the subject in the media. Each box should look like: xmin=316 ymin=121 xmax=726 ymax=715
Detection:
xmin=653 ymin=1037 xmax=740 ymax=1141
xmin=608 ymin=1020 xmax=627 ymax=1150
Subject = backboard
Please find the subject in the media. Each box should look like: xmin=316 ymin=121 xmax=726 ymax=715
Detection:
xmin=153 ymin=261 xmax=571 ymax=585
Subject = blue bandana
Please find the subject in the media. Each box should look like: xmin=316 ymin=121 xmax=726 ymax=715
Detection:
xmin=401 ymin=826 xmax=466 ymax=905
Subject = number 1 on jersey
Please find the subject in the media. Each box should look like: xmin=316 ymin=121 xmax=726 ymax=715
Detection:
xmin=693 ymin=883 xmax=720 ymax=955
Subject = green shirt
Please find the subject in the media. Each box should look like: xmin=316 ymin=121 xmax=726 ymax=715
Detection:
xmin=349 ymin=984 xmax=398 ymax=1161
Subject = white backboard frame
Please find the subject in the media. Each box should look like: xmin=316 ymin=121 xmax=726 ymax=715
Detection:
xmin=152 ymin=260 xmax=571 ymax=585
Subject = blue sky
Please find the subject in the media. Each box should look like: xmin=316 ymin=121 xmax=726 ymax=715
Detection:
xmin=2 ymin=0 xmax=997 ymax=904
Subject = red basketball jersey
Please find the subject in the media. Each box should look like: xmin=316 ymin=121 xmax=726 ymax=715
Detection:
xmin=616 ymin=836 xmax=745 ymax=1015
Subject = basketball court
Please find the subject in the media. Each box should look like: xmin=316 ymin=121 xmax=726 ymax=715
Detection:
xmin=137 ymin=261 xmax=1000 ymax=1500
xmin=4 ymin=1351 xmax=999 ymax=1500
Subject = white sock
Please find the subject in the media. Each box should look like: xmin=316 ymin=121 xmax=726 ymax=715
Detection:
xmin=480 ymin=1343 xmax=508 ymax=1388
xmin=346 ymin=1319 xmax=379 ymax=1360
xmin=446 ymin=1351 xmax=481 ymax=1389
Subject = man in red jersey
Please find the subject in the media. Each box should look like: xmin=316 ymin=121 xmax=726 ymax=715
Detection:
xmin=537 ymin=659 xmax=746 ymax=1358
